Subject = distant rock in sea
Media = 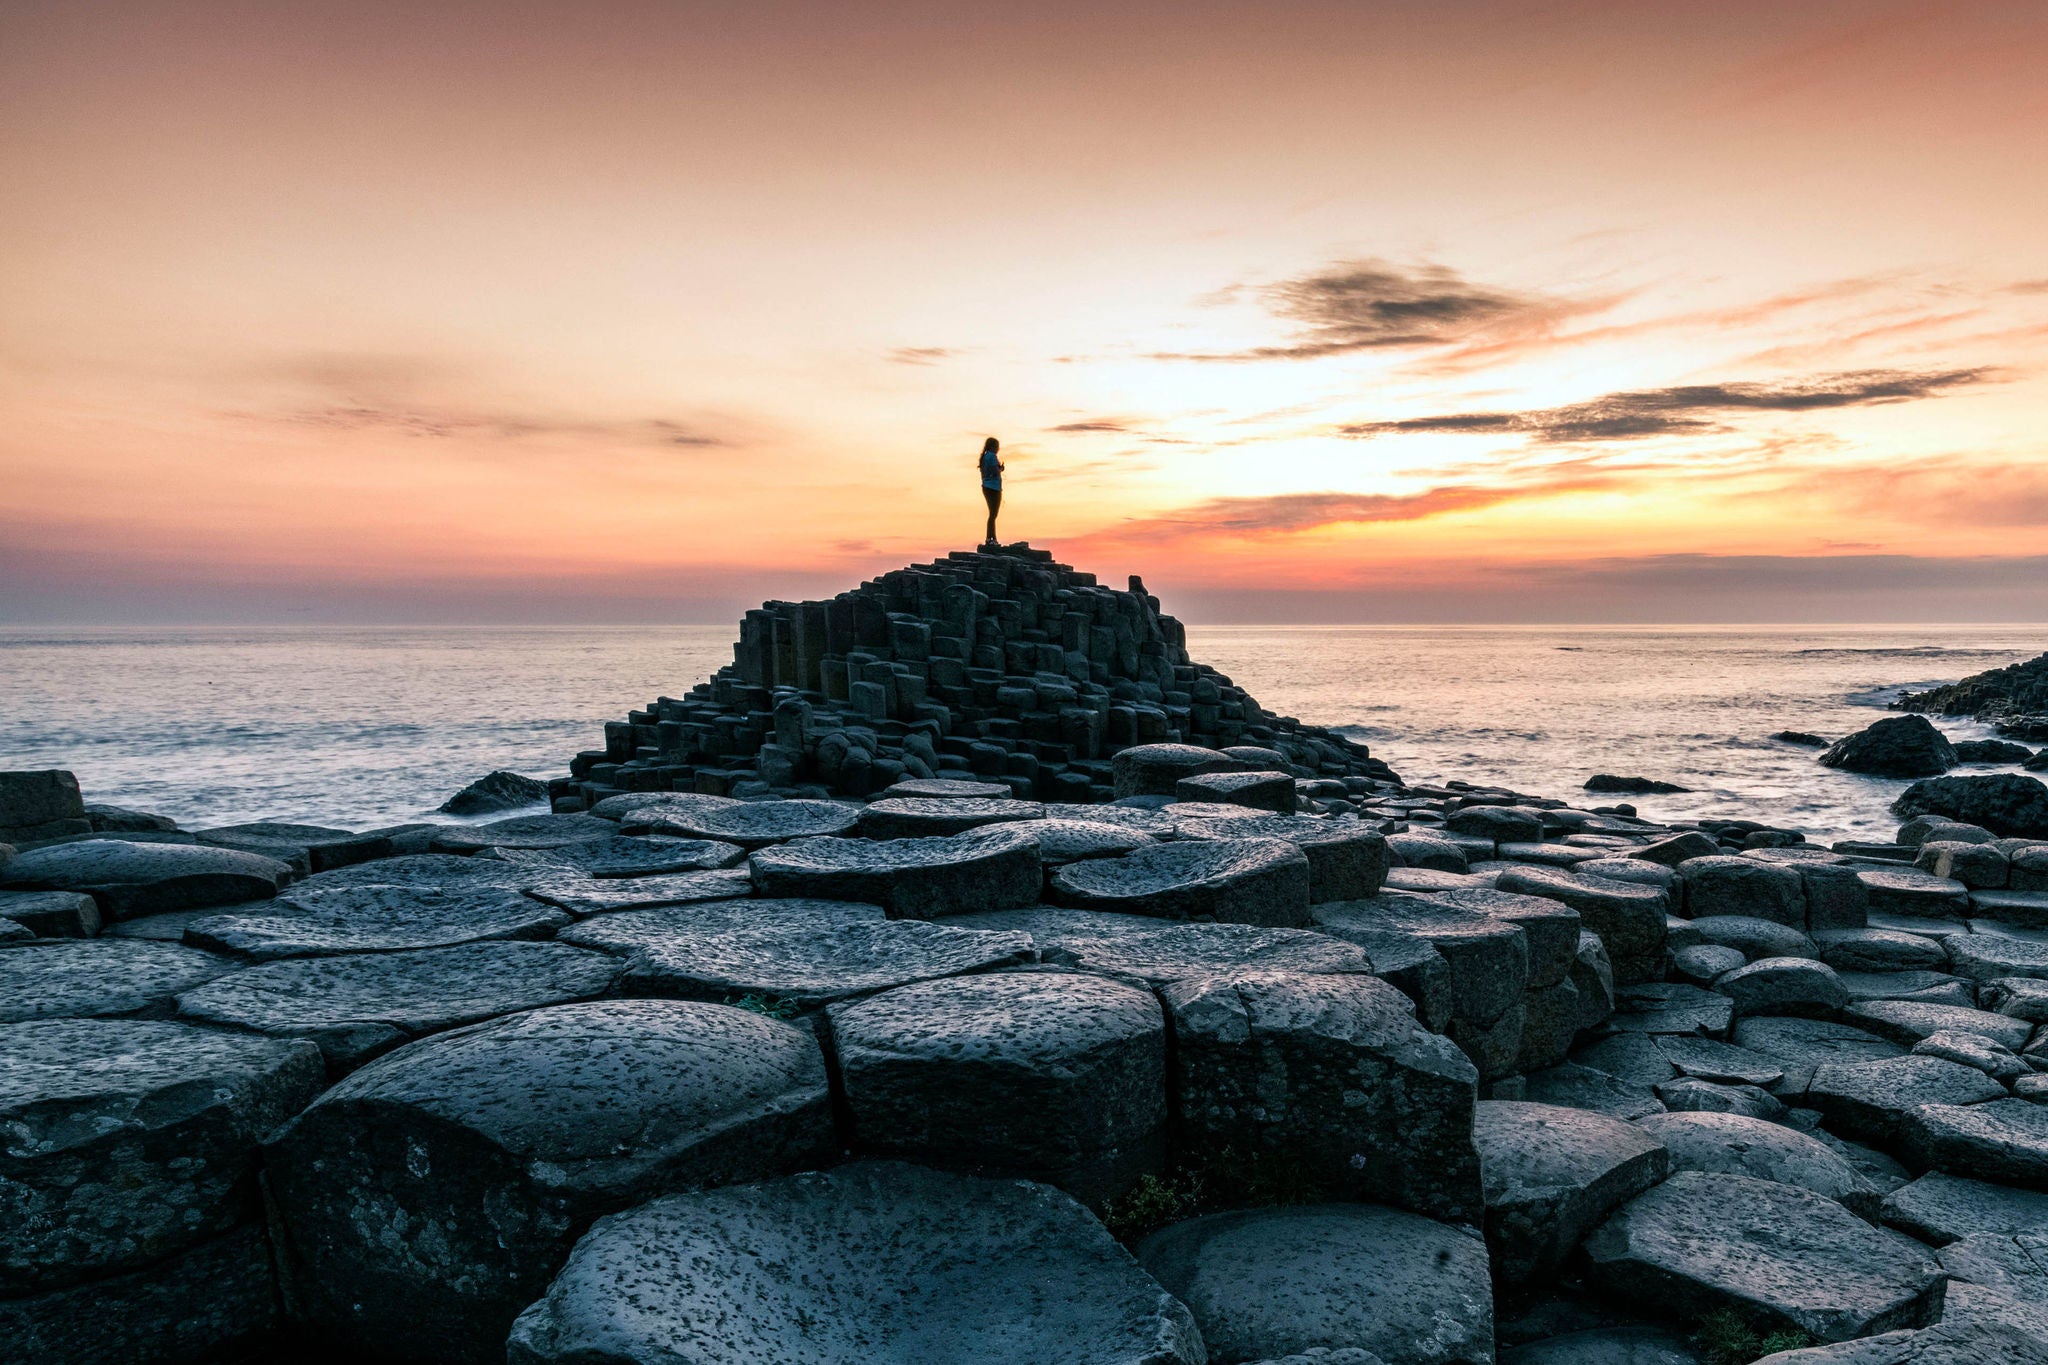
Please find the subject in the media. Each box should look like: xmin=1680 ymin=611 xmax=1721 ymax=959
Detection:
xmin=1953 ymin=739 xmax=2036 ymax=765
xmin=1895 ymin=650 xmax=2048 ymax=742
xmin=438 ymin=771 xmax=549 ymax=816
xmin=1584 ymin=774 xmax=1691 ymax=795
xmin=1818 ymin=715 xmax=1957 ymax=779
xmin=1772 ymin=731 xmax=1830 ymax=748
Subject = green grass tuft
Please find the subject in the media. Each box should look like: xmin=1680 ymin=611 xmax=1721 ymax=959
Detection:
xmin=723 ymin=991 xmax=800 ymax=1020
xmin=1693 ymin=1310 xmax=1814 ymax=1364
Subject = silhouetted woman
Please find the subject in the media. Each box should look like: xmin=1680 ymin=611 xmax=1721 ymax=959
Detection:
xmin=978 ymin=436 xmax=1004 ymax=546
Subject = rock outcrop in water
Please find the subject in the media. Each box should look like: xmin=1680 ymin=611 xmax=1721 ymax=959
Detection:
xmin=1897 ymin=651 xmax=2048 ymax=742
xmin=13 ymin=552 xmax=2048 ymax=1364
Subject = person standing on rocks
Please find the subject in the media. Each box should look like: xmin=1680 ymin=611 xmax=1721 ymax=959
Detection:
xmin=978 ymin=436 xmax=1004 ymax=547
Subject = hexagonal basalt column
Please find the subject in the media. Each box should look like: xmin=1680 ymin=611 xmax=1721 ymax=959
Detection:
xmin=1050 ymin=839 xmax=1312 ymax=929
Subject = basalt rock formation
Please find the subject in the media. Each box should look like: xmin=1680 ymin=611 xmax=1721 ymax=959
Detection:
xmin=1897 ymin=651 xmax=2048 ymax=742
xmin=554 ymin=543 xmax=1396 ymax=811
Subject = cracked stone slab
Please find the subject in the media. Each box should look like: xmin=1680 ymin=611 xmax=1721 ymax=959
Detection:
xmin=1601 ymin=982 xmax=1733 ymax=1038
xmin=1475 ymin=1100 xmax=1670 ymax=1286
xmin=0 ymin=1017 xmax=323 ymax=1292
xmin=1177 ymin=815 xmax=1391 ymax=902
xmin=1522 ymin=1063 xmax=1667 ymax=1120
xmin=0 ymin=839 xmax=293 ymax=919
xmin=1806 ymin=1056 xmax=2006 ymax=1146
xmin=494 ymin=836 xmax=746 ymax=878
xmin=1945 ymin=932 xmax=2048 ymax=982
xmin=0 ymin=939 xmax=239 ymax=1022
xmin=506 ymin=1161 xmax=1205 ymax=1365
xmin=1880 ymin=1172 xmax=2048 ymax=1245
xmin=1050 ymin=838 xmax=1312 ymax=928
xmin=1903 ymin=1098 xmax=2048 ymax=1191
xmin=625 ymin=799 xmax=862 ymax=849
xmin=175 ymin=940 xmax=622 ymax=1071
xmin=855 ymin=796 xmax=1046 ymax=840
xmin=287 ymin=853 xmax=543 ymax=892
xmin=1844 ymin=998 xmax=2033 ymax=1051
xmin=187 ymin=884 xmax=570 ymax=958
xmin=1314 ymin=895 xmax=1527 ymax=1026
xmin=195 ymin=822 xmax=395 ymax=874
xmin=430 ymin=813 xmax=621 ymax=853
xmin=266 ymin=1000 xmax=836 ymax=1362
xmin=1637 ymin=1110 xmax=1881 ymax=1217
xmin=522 ymin=868 xmax=757 ymax=916
xmin=1732 ymin=1016 xmax=1907 ymax=1099
xmin=750 ymin=824 xmax=1042 ymax=918
xmin=1031 ymin=818 xmax=1160 ymax=865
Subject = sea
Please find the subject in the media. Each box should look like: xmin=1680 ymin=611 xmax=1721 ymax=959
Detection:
xmin=3 ymin=624 xmax=2044 ymax=845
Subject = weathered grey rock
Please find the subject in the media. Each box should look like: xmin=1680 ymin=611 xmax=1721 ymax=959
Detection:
xmin=1043 ymin=802 xmax=1181 ymax=837
xmin=1385 ymin=832 xmax=1470 ymax=873
xmin=1835 ymin=970 xmax=1971 ymax=1007
xmin=1655 ymin=1077 xmax=1787 ymax=1120
xmin=1749 ymin=1314 xmax=2048 ymax=1362
xmin=1914 ymin=1028 xmax=2027 ymax=1081
xmin=506 ymin=1161 xmax=1205 ymax=1365
xmin=1796 ymin=863 xmax=1873 ymax=933
xmin=1881 ymin=1171 xmax=2048 ymax=1245
xmin=522 ymin=867 xmax=757 ymax=915
xmin=1892 ymin=774 xmax=2048 ymax=841
xmin=1383 ymin=865 xmax=1496 ymax=892
xmin=1637 ymin=1111 xmax=1880 ymax=1216
xmin=1113 ymin=742 xmax=1251 ymax=799
xmin=266 ymin=1000 xmax=835 ymax=1362
xmin=0 ymin=888 xmax=101 ymax=937
xmin=1440 ymin=888 xmax=1581 ymax=989
xmin=1716 ymin=957 xmax=1849 ymax=1019
xmin=1315 ymin=896 xmax=1527 ymax=1027
xmin=1845 ymin=998 xmax=2033 ymax=1050
xmin=1574 ymin=930 xmax=1618 ymax=1030
xmin=1982 ymin=976 xmax=2048 ymax=1021
xmin=1860 ymin=867 xmax=1972 ymax=918
xmin=1694 ymin=915 xmax=1818 ymax=961
xmin=1136 ymin=1204 xmax=1493 ymax=1365
xmin=1900 ymin=817 xmax=1998 ymax=847
xmin=1031 ymin=818 xmax=1159 ymax=865
xmin=1807 ymin=1056 xmax=2006 ymax=1145
xmin=855 ymin=796 xmax=1045 ymax=839
xmin=1014 ymin=920 xmax=1377 ymax=990
xmin=1937 ymin=1277 xmax=2048 ymax=1348
xmin=1603 ymin=982 xmax=1733 ymax=1038
xmin=0 ymin=1017 xmax=322 ymax=1291
xmin=1166 ymin=970 xmax=1483 ymax=1222
xmin=752 ymin=824 xmax=1042 ymax=918
xmin=1180 ymin=815 xmax=1391 ymax=903
xmin=570 ymin=904 xmax=1033 ymax=1008
xmin=0 ymin=918 xmax=28 ymax=942
xmin=430 ymin=812 xmax=621 ymax=852
xmin=1916 ymin=841 xmax=2011 ymax=889
xmin=1680 ymin=856 xmax=1806 ymax=927
xmin=1937 ymin=1230 xmax=2048 ymax=1304
xmin=0 ymin=939 xmax=237 ymax=1021
xmin=1452 ymin=1000 xmax=1529 ymax=1083
xmin=592 ymin=791 xmax=748 ymax=822
xmin=1656 ymin=1034 xmax=1790 ymax=1087
xmin=1904 ymin=1098 xmax=2048 ymax=1190
xmin=1815 ymin=927 xmax=1947 ymax=973
xmin=1177 ymin=769 xmax=1298 ymax=812
xmin=1971 ymin=888 xmax=2048 ymax=925
xmin=881 ymin=776 xmax=1014 ymax=799
xmin=1448 ymin=804 xmax=1546 ymax=843
xmin=439 ymin=769 xmax=549 ymax=815
xmin=1476 ymin=1100 xmax=1670 ymax=1286
xmin=0 ymin=768 xmax=89 ymax=843
xmin=195 ymin=821 xmax=394 ymax=873
xmin=829 ymin=971 xmax=1165 ymax=1203
xmin=494 ymin=834 xmax=746 ymax=877
xmin=288 ymin=851 xmax=539 ymax=891
xmin=1820 ymin=716 xmax=1959 ymax=779
xmin=1633 ymin=831 xmax=1721 ymax=867
xmin=1499 ymin=1326 xmax=1701 ymax=1365
xmin=1497 ymin=864 xmax=1667 ymax=984
xmin=1732 ymin=1017 xmax=1907 ymax=1099
xmin=1583 ymin=1171 xmax=1945 ymax=1342
xmin=1052 ymin=838 xmax=1311 ymax=928
xmin=1523 ymin=1063 xmax=1666 ymax=1120
xmin=0 ymin=839 xmax=292 ymax=919
xmin=188 ymin=883 xmax=570 ymax=958
xmin=1674 ymin=944 xmax=1747 ymax=985
xmin=1946 ymin=932 xmax=2048 ymax=982
xmin=1518 ymin=979 xmax=1584 ymax=1073
xmin=176 ymin=941 xmax=620 ymax=1071
xmin=0 ymin=1224 xmax=280 ymax=1365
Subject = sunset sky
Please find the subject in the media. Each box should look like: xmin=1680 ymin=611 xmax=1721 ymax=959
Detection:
xmin=4 ymin=0 xmax=2046 ymax=623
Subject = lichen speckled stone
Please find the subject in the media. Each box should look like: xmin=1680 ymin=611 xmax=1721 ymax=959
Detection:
xmin=749 ymin=824 xmax=1042 ymax=918
xmin=506 ymin=1162 xmax=1205 ymax=1365
xmin=1112 ymin=743 xmax=1253 ymax=799
xmin=1177 ymin=815 xmax=1391 ymax=903
xmin=0 ymin=839 xmax=293 ymax=920
xmin=287 ymin=852 xmax=545 ymax=892
xmin=829 ymin=972 xmax=1166 ymax=1204
xmin=186 ymin=884 xmax=570 ymax=958
xmin=593 ymin=791 xmax=748 ymax=823
xmin=855 ymin=796 xmax=1045 ymax=840
xmin=1031 ymin=818 xmax=1160 ymax=865
xmin=522 ymin=868 xmax=756 ymax=916
xmin=1313 ymin=895 xmax=1528 ymax=1027
xmin=631 ymin=799 xmax=862 ymax=850
xmin=430 ymin=813 xmax=622 ymax=853
xmin=1902 ymin=1098 xmax=2048 ymax=1191
xmin=1474 ymin=1100 xmax=1670 ymax=1287
xmin=494 ymin=835 xmax=746 ymax=878
xmin=266 ymin=1000 xmax=836 ymax=1364
xmin=0 ymin=1017 xmax=323 ymax=1292
xmin=175 ymin=941 xmax=621 ymax=1071
xmin=1050 ymin=838 xmax=1311 ymax=928
xmin=0 ymin=938 xmax=239 ymax=1022
xmin=1637 ymin=1110 xmax=1880 ymax=1217
xmin=878 ymin=777 xmax=1013 ymax=800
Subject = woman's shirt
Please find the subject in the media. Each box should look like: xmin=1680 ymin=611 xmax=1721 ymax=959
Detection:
xmin=980 ymin=449 xmax=1003 ymax=490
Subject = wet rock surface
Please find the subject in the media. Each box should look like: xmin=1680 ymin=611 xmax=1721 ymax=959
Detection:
xmin=1051 ymin=837 xmax=1312 ymax=927
xmin=750 ymin=824 xmax=1042 ymax=917
xmin=0 ymin=938 xmax=238 ymax=1021
xmin=0 ymin=838 xmax=293 ymax=919
xmin=190 ymin=883 xmax=572 ymax=957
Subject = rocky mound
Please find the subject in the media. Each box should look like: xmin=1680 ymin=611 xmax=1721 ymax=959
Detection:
xmin=1897 ymin=651 xmax=2048 ymax=740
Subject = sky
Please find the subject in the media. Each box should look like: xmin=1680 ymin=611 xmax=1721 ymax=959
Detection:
xmin=3 ymin=0 xmax=2046 ymax=624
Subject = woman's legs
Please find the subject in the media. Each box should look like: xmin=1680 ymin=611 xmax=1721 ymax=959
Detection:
xmin=983 ymin=486 xmax=1001 ymax=544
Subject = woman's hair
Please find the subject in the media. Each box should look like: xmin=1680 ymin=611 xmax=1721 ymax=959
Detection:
xmin=982 ymin=436 xmax=1000 ymax=454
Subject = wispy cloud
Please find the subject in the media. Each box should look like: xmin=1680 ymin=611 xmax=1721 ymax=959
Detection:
xmin=262 ymin=404 xmax=731 ymax=447
xmin=885 ymin=347 xmax=955 ymax=365
xmin=1047 ymin=418 xmax=1131 ymax=433
xmin=1343 ymin=368 xmax=1993 ymax=444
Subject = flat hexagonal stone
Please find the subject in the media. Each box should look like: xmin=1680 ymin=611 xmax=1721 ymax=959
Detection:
xmin=522 ymin=868 xmax=757 ymax=916
xmin=1178 ymin=816 xmax=1391 ymax=903
xmin=1637 ymin=1111 xmax=1880 ymax=1216
xmin=1806 ymin=1056 xmax=2006 ymax=1146
xmin=880 ymin=777 xmax=1014 ymax=799
xmin=186 ymin=884 xmax=570 ymax=958
xmin=1715 ymin=957 xmax=1849 ymax=1019
xmin=1438 ymin=888 xmax=1581 ymax=989
xmin=1860 ymin=867 xmax=1971 ymax=917
xmin=855 ymin=797 xmax=1045 ymax=839
xmin=750 ymin=825 xmax=1041 ymax=918
xmin=266 ymin=1000 xmax=836 ymax=1361
xmin=829 ymin=972 xmax=1165 ymax=1202
xmin=1603 ymin=982 xmax=1733 ymax=1038
xmin=1693 ymin=915 xmax=1817 ymax=960
xmin=175 ymin=941 xmax=621 ymax=1071
xmin=195 ymin=822 xmax=394 ymax=873
xmin=1175 ymin=770 xmax=1297 ymax=812
xmin=1837 ymin=969 xmax=1971 ymax=1006
xmin=1945 ymin=932 xmax=2048 ymax=982
xmin=1582 ymin=1171 xmax=1944 ymax=1342
xmin=431 ymin=813 xmax=621 ymax=853
xmin=1904 ymin=1099 xmax=2048 ymax=1191
xmin=1496 ymin=864 xmax=1668 ymax=983
xmin=1732 ymin=1016 xmax=1906 ymax=1098
xmin=1475 ymin=1100 xmax=1670 ymax=1286
xmin=505 ymin=1161 xmax=1205 ymax=1365
xmin=0 ymin=1018 xmax=323 ymax=1292
xmin=1815 ymin=927 xmax=1948 ymax=972
xmin=1032 ymin=818 xmax=1159 ymax=865
xmin=1938 ymin=1231 xmax=2048 ymax=1303
xmin=1314 ymin=895 xmax=1528 ymax=1026
xmin=1522 ymin=1063 xmax=1667 ymax=1121
xmin=1654 ymin=1034 xmax=1788 ymax=1087
xmin=1136 ymin=1204 xmax=1494 ymax=1365
xmin=1165 ymin=970 xmax=1482 ymax=1223
xmin=1042 ymin=802 xmax=1180 ymax=837
xmin=565 ymin=902 xmax=1033 ymax=1009
xmin=0 ymin=839 xmax=292 ymax=919
xmin=947 ymin=910 xmax=1371 ymax=986
xmin=495 ymin=836 xmax=746 ymax=878
xmin=1881 ymin=1171 xmax=2048 ymax=1245
xmin=288 ymin=853 xmax=542 ymax=891
xmin=1112 ymin=742 xmax=1251 ymax=798
xmin=591 ymin=791 xmax=747 ymax=822
xmin=630 ymin=799 xmax=862 ymax=850
xmin=0 ymin=939 xmax=238 ymax=1022
xmin=1845 ymin=998 xmax=2033 ymax=1050
xmin=1048 ymin=838 xmax=1311 ymax=929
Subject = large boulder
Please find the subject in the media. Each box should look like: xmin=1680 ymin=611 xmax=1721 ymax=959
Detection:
xmin=750 ymin=825 xmax=1042 ymax=917
xmin=1474 ymin=1100 xmax=1670 ymax=1287
xmin=0 ymin=1017 xmax=323 ymax=1292
xmin=1714 ymin=957 xmax=1849 ymax=1019
xmin=0 ymin=939 xmax=237 ymax=1022
xmin=1136 ymin=1204 xmax=1494 ymax=1365
xmin=1637 ymin=1111 xmax=1880 ymax=1217
xmin=175 ymin=941 xmax=621 ymax=1071
xmin=1051 ymin=839 xmax=1312 ymax=928
xmin=0 ymin=769 xmax=90 ymax=843
xmin=1820 ymin=716 xmax=1958 ymax=779
xmin=1582 ymin=1171 xmax=1945 ymax=1342
xmin=265 ymin=1000 xmax=836 ymax=1362
xmin=1892 ymin=774 xmax=2048 ymax=840
xmin=438 ymin=769 xmax=549 ymax=815
xmin=188 ymin=883 xmax=571 ymax=958
xmin=0 ymin=839 xmax=292 ymax=919
xmin=828 ymin=971 xmax=1165 ymax=1204
xmin=1178 ymin=815 xmax=1391 ymax=903
xmin=1166 ymin=970 xmax=1483 ymax=1222
xmin=522 ymin=867 xmax=756 ymax=915
xmin=506 ymin=1162 xmax=1205 ymax=1365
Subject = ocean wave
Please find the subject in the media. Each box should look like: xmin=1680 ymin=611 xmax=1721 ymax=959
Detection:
xmin=1792 ymin=646 xmax=2019 ymax=658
